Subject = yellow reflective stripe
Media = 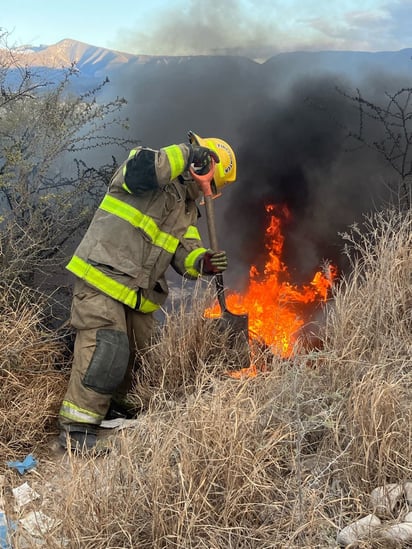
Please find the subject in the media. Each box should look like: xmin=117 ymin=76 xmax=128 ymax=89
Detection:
xmin=122 ymin=149 xmax=139 ymax=177
xmin=184 ymin=225 xmax=201 ymax=240
xmin=122 ymin=182 xmax=132 ymax=194
xmin=59 ymin=400 xmax=103 ymax=425
xmin=66 ymin=256 xmax=161 ymax=313
xmin=185 ymin=247 xmax=207 ymax=277
xmin=140 ymin=295 xmax=160 ymax=314
xmin=66 ymin=256 xmax=138 ymax=308
xmin=204 ymin=139 xmax=225 ymax=182
xmin=99 ymin=195 xmax=179 ymax=254
xmin=163 ymin=145 xmax=185 ymax=180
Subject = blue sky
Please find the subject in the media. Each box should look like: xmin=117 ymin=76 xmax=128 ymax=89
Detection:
xmin=1 ymin=0 xmax=411 ymax=58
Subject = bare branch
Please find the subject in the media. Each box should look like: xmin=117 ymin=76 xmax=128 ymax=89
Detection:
xmin=336 ymin=82 xmax=412 ymax=208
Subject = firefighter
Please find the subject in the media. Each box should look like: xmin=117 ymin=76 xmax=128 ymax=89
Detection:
xmin=58 ymin=131 xmax=237 ymax=453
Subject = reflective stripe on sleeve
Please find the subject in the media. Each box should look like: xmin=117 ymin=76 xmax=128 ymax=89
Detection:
xmin=163 ymin=145 xmax=185 ymax=180
xmin=122 ymin=149 xmax=139 ymax=178
xmin=121 ymin=153 xmax=134 ymax=192
xmin=59 ymin=400 xmax=104 ymax=425
xmin=184 ymin=247 xmax=207 ymax=277
xmin=122 ymin=148 xmax=141 ymax=192
xmin=183 ymin=225 xmax=201 ymax=240
xmin=99 ymin=195 xmax=179 ymax=254
xmin=122 ymin=182 xmax=132 ymax=194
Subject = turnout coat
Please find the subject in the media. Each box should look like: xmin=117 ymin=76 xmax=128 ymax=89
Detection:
xmin=66 ymin=143 xmax=208 ymax=313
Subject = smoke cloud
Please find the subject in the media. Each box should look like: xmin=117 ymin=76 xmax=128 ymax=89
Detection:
xmin=111 ymin=0 xmax=411 ymax=60
xmin=114 ymin=0 xmax=287 ymax=59
xmin=113 ymin=55 xmax=406 ymax=290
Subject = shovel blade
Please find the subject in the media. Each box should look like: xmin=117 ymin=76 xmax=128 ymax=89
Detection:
xmin=218 ymin=310 xmax=248 ymax=338
xmin=214 ymin=310 xmax=250 ymax=370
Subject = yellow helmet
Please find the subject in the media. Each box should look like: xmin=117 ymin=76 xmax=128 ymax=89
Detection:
xmin=188 ymin=131 xmax=237 ymax=193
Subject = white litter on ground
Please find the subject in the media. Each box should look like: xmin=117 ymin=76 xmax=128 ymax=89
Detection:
xmin=100 ymin=418 xmax=141 ymax=430
xmin=19 ymin=510 xmax=60 ymax=537
xmin=12 ymin=482 xmax=40 ymax=508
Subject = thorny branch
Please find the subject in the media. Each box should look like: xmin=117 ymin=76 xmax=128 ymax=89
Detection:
xmin=337 ymin=85 xmax=412 ymax=208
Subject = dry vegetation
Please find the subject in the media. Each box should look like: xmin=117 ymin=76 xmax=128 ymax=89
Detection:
xmin=0 ymin=206 xmax=411 ymax=548
xmin=0 ymin=284 xmax=68 ymax=459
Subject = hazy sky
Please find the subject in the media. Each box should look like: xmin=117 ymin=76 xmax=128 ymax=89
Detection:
xmin=1 ymin=0 xmax=411 ymax=58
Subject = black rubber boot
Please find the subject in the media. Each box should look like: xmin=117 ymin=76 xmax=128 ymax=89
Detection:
xmin=59 ymin=430 xmax=110 ymax=456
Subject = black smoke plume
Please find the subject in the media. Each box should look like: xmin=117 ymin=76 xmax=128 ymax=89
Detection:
xmin=116 ymin=56 xmax=403 ymax=290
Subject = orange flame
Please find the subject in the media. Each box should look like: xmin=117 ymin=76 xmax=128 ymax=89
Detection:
xmin=205 ymin=204 xmax=337 ymax=358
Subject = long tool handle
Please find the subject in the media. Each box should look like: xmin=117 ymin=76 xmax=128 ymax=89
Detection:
xmin=189 ymin=161 xmax=227 ymax=313
xmin=204 ymin=194 xmax=227 ymax=312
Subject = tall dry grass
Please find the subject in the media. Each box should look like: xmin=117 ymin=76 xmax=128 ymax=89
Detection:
xmin=0 ymin=282 xmax=68 ymax=461
xmin=1 ymin=207 xmax=411 ymax=548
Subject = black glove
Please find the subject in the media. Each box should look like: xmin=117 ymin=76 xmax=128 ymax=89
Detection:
xmin=188 ymin=145 xmax=220 ymax=175
xmin=201 ymin=250 xmax=228 ymax=274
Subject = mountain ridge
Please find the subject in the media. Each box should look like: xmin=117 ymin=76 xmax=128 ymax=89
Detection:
xmin=8 ymin=38 xmax=162 ymax=72
xmin=6 ymin=38 xmax=412 ymax=75
xmin=2 ymin=38 xmax=411 ymax=105
xmin=8 ymin=38 xmax=256 ymax=68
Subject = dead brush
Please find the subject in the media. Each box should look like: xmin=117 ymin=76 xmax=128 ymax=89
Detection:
xmin=310 ymin=207 xmax=412 ymax=540
xmin=38 ymin=288 xmax=341 ymax=548
xmin=132 ymin=278 xmax=250 ymax=411
xmin=344 ymin=370 xmax=412 ymax=485
xmin=317 ymin=208 xmax=412 ymax=486
xmin=46 ymin=359 xmax=341 ymax=548
xmin=0 ymin=281 xmax=68 ymax=464
xmin=3 ymin=207 xmax=412 ymax=548
xmin=324 ymin=207 xmax=411 ymax=368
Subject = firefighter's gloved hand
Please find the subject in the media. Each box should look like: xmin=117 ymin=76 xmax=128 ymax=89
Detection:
xmin=201 ymin=250 xmax=228 ymax=274
xmin=188 ymin=145 xmax=220 ymax=175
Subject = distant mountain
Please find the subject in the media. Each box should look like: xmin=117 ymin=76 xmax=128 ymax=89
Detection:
xmin=2 ymin=38 xmax=410 ymax=101
xmin=6 ymin=39 xmax=206 ymax=78
xmin=2 ymin=38 xmax=411 ymax=96
xmin=9 ymin=38 xmax=137 ymax=69
xmin=6 ymin=38 xmax=412 ymax=78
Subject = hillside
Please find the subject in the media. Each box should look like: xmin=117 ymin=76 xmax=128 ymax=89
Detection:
xmin=12 ymin=38 xmax=135 ymax=70
xmin=6 ymin=38 xmax=255 ymax=79
xmin=5 ymin=38 xmax=412 ymax=87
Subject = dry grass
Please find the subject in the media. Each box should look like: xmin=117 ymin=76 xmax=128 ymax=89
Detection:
xmin=0 ymin=283 xmax=68 ymax=461
xmin=0 ymin=207 xmax=411 ymax=548
xmin=324 ymin=208 xmax=411 ymax=367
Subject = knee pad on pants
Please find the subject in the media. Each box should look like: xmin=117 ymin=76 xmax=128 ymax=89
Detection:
xmin=82 ymin=329 xmax=130 ymax=394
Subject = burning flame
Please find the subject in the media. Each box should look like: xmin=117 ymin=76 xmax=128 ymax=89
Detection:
xmin=205 ymin=204 xmax=337 ymax=360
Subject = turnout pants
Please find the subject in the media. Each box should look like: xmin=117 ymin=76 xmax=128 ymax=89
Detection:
xmin=59 ymin=279 xmax=155 ymax=432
